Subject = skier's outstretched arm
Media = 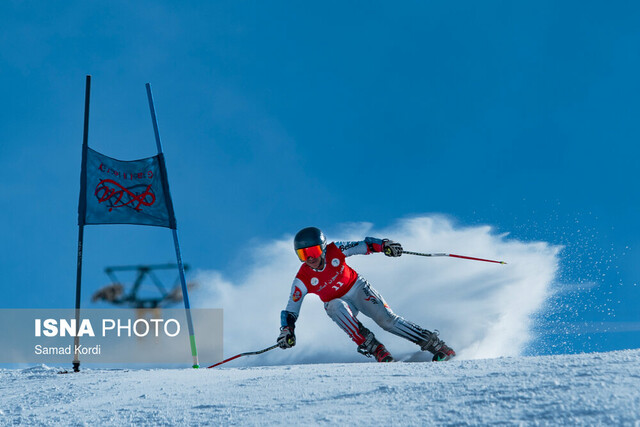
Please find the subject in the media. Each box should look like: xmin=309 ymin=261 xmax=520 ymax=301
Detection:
xmin=335 ymin=237 xmax=403 ymax=257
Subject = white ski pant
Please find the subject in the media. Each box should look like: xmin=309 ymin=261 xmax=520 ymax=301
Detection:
xmin=323 ymin=276 xmax=429 ymax=347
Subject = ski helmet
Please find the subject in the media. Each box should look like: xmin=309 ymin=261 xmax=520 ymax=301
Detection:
xmin=294 ymin=227 xmax=326 ymax=254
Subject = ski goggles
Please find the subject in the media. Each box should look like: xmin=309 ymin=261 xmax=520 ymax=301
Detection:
xmin=295 ymin=245 xmax=324 ymax=262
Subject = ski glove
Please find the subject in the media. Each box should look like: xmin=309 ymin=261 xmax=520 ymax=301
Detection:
xmin=383 ymin=239 xmax=403 ymax=257
xmin=277 ymin=326 xmax=296 ymax=349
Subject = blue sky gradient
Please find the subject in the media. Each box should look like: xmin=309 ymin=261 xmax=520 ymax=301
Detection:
xmin=1 ymin=1 xmax=638 ymax=354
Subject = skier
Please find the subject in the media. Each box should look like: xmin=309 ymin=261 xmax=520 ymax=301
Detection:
xmin=276 ymin=227 xmax=456 ymax=362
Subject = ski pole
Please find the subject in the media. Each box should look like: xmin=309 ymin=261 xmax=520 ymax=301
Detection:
xmin=207 ymin=344 xmax=280 ymax=368
xmin=403 ymin=251 xmax=507 ymax=265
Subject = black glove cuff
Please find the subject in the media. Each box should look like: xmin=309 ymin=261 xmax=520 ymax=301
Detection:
xmin=280 ymin=310 xmax=298 ymax=330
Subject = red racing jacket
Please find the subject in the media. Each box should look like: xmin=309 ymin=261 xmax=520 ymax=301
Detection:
xmin=280 ymin=237 xmax=385 ymax=328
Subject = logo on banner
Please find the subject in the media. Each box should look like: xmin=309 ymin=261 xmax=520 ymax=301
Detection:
xmin=95 ymin=181 xmax=157 ymax=212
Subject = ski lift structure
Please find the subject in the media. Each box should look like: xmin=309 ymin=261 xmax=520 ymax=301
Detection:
xmin=91 ymin=263 xmax=197 ymax=309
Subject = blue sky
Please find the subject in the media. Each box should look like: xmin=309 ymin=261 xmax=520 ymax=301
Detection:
xmin=1 ymin=1 xmax=638 ymax=354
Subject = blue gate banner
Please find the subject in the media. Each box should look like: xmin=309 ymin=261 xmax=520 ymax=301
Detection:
xmin=80 ymin=148 xmax=176 ymax=228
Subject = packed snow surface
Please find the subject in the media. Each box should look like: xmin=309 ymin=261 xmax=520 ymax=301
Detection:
xmin=2 ymin=349 xmax=639 ymax=425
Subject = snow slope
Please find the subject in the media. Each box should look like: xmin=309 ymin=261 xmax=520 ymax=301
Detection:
xmin=2 ymin=349 xmax=639 ymax=425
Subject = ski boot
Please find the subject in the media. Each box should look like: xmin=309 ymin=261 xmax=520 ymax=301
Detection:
xmin=419 ymin=330 xmax=456 ymax=361
xmin=358 ymin=341 xmax=394 ymax=363
xmin=356 ymin=326 xmax=394 ymax=362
